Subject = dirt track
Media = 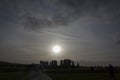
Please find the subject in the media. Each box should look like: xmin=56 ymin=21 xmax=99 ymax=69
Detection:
xmin=27 ymin=71 xmax=52 ymax=80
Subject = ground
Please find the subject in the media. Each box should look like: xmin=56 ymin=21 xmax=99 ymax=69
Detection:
xmin=0 ymin=71 xmax=51 ymax=80
xmin=0 ymin=72 xmax=27 ymax=80
xmin=46 ymin=72 xmax=120 ymax=80
xmin=1 ymin=71 xmax=120 ymax=80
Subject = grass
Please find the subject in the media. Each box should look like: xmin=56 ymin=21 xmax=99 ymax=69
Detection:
xmin=47 ymin=72 xmax=120 ymax=80
xmin=1 ymin=71 xmax=120 ymax=80
xmin=0 ymin=72 xmax=28 ymax=80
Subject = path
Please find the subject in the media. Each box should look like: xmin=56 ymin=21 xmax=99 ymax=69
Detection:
xmin=26 ymin=71 xmax=52 ymax=80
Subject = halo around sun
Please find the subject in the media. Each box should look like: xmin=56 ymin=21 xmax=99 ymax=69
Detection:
xmin=52 ymin=45 xmax=61 ymax=54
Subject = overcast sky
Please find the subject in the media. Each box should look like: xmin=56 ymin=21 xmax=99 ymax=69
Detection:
xmin=0 ymin=0 xmax=120 ymax=65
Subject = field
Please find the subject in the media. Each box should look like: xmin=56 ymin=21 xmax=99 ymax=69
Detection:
xmin=0 ymin=72 xmax=28 ymax=80
xmin=47 ymin=72 xmax=120 ymax=80
xmin=1 ymin=71 xmax=120 ymax=80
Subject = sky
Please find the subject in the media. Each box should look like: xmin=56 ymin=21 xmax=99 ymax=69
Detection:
xmin=0 ymin=0 xmax=120 ymax=65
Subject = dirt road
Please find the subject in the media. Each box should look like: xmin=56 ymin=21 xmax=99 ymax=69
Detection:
xmin=26 ymin=71 xmax=52 ymax=80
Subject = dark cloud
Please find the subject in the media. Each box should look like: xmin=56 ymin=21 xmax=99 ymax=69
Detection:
xmin=22 ymin=0 xmax=79 ymax=30
xmin=0 ymin=0 xmax=120 ymax=32
xmin=24 ymin=15 xmax=52 ymax=30
xmin=1 ymin=0 xmax=119 ymax=30
xmin=23 ymin=13 xmax=72 ymax=31
xmin=22 ymin=0 xmax=120 ymax=31
xmin=0 ymin=0 xmax=120 ymax=30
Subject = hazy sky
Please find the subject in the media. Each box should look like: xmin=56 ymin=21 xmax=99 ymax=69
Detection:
xmin=0 ymin=0 xmax=120 ymax=65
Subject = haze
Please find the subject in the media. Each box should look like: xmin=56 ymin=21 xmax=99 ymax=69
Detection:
xmin=0 ymin=0 xmax=120 ymax=66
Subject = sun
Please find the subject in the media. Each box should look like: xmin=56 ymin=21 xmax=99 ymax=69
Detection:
xmin=52 ymin=45 xmax=61 ymax=54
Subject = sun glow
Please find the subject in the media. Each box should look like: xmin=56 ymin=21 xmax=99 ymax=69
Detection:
xmin=52 ymin=45 xmax=61 ymax=54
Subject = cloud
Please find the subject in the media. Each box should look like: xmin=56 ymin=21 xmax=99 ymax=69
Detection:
xmin=21 ymin=0 xmax=86 ymax=30
xmin=22 ymin=0 xmax=120 ymax=31
xmin=24 ymin=15 xmax=52 ymax=30
xmin=23 ymin=13 xmax=72 ymax=31
xmin=22 ymin=0 xmax=80 ymax=30
xmin=1 ymin=0 xmax=120 ymax=31
xmin=116 ymin=40 xmax=120 ymax=45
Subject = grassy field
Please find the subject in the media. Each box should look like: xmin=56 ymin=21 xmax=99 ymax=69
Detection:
xmin=1 ymin=71 xmax=120 ymax=80
xmin=0 ymin=72 xmax=28 ymax=80
xmin=47 ymin=72 xmax=120 ymax=80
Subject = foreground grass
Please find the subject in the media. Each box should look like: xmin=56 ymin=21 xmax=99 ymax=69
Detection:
xmin=1 ymin=71 xmax=120 ymax=80
xmin=0 ymin=72 xmax=28 ymax=80
xmin=47 ymin=72 xmax=120 ymax=80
